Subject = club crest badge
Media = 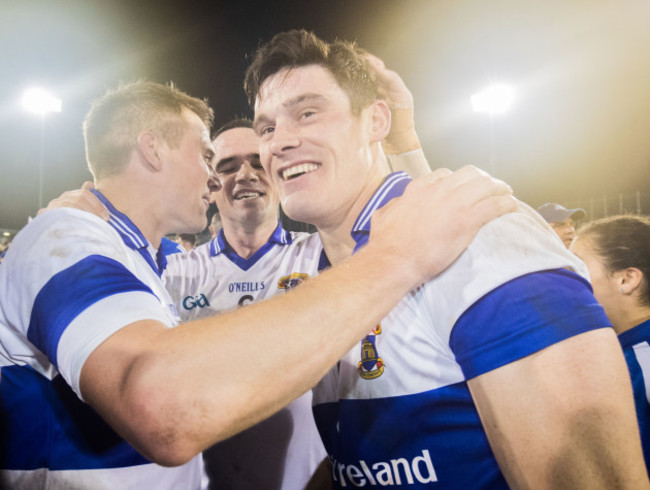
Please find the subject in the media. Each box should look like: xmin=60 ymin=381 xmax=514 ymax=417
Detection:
xmin=358 ymin=324 xmax=384 ymax=379
xmin=277 ymin=272 xmax=310 ymax=291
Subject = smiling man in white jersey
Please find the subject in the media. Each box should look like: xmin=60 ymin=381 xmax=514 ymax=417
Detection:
xmin=244 ymin=29 xmax=649 ymax=488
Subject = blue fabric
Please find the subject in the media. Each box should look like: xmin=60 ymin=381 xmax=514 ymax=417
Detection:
xmin=313 ymin=381 xmax=508 ymax=489
xmin=27 ymin=255 xmax=154 ymax=368
xmin=0 ymin=364 xmax=149 ymax=470
xmin=160 ymin=236 xmax=185 ymax=257
xmin=619 ymin=319 xmax=650 ymax=471
xmin=451 ymin=268 xmax=612 ymax=379
xmin=210 ymin=223 xmax=293 ymax=271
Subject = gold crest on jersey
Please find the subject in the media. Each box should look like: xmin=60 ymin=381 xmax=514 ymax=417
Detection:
xmin=277 ymin=272 xmax=310 ymax=291
xmin=358 ymin=324 xmax=384 ymax=379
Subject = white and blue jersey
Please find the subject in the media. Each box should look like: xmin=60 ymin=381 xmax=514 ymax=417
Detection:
xmin=618 ymin=319 xmax=650 ymax=470
xmin=164 ymin=224 xmax=322 ymax=319
xmin=312 ymin=172 xmax=612 ymax=488
xmin=0 ymin=190 xmax=201 ymax=489
xmin=164 ymin=224 xmax=326 ymax=490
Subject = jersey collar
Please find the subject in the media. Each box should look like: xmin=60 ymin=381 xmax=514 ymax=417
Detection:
xmin=208 ymin=221 xmax=293 ymax=257
xmin=89 ymin=188 xmax=167 ymax=276
xmin=319 ymin=172 xmax=411 ymax=271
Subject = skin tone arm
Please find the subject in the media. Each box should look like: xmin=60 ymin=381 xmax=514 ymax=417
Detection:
xmin=468 ymin=327 xmax=650 ymax=488
xmin=365 ymin=53 xmax=431 ymax=177
xmin=49 ymin=167 xmax=515 ymax=466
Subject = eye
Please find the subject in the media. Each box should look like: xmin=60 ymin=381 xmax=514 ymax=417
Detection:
xmin=217 ymin=165 xmax=237 ymax=175
xmin=260 ymin=126 xmax=275 ymax=136
xmin=204 ymin=150 xmax=214 ymax=164
xmin=251 ymin=155 xmax=263 ymax=169
xmin=300 ymin=110 xmax=315 ymax=119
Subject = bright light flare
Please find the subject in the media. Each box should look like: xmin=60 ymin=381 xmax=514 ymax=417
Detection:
xmin=471 ymin=84 xmax=515 ymax=115
xmin=22 ymin=88 xmax=62 ymax=114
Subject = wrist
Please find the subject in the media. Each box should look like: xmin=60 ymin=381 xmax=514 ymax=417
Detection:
xmin=383 ymin=109 xmax=421 ymax=154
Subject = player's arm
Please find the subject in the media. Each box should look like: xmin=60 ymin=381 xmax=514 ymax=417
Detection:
xmin=468 ymin=328 xmax=649 ymax=488
xmin=79 ymin=166 xmax=516 ymax=466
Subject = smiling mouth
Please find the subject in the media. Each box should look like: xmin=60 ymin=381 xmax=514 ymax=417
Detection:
xmin=282 ymin=163 xmax=319 ymax=181
xmin=235 ymin=191 xmax=262 ymax=201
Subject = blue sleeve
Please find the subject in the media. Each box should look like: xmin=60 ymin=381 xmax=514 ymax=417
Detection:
xmin=450 ymin=269 xmax=612 ymax=380
xmin=27 ymin=255 xmax=155 ymax=369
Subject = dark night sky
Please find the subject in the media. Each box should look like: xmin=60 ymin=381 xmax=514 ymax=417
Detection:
xmin=2 ymin=0 xmax=650 ymax=232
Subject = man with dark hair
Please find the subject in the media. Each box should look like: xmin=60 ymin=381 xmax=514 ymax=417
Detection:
xmin=0 ymin=78 xmax=514 ymax=489
xmin=245 ymin=29 xmax=649 ymax=488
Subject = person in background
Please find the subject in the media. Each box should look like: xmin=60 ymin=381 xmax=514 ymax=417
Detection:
xmin=208 ymin=211 xmax=222 ymax=238
xmin=244 ymin=29 xmax=648 ymax=488
xmin=536 ymin=202 xmax=585 ymax=248
xmin=570 ymin=214 xmax=650 ymax=470
xmin=173 ymin=233 xmax=198 ymax=251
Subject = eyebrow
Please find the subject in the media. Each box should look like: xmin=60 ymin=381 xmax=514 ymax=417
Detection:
xmin=215 ymin=153 xmax=260 ymax=170
xmin=253 ymin=93 xmax=328 ymax=130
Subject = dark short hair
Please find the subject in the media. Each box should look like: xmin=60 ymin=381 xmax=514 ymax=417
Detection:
xmin=84 ymin=81 xmax=213 ymax=180
xmin=244 ymin=29 xmax=376 ymax=114
xmin=212 ymin=117 xmax=253 ymax=140
xmin=578 ymin=214 xmax=650 ymax=306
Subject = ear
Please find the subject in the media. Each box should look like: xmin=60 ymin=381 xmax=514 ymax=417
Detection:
xmin=617 ymin=267 xmax=644 ymax=294
xmin=367 ymin=99 xmax=391 ymax=143
xmin=136 ymin=131 xmax=164 ymax=172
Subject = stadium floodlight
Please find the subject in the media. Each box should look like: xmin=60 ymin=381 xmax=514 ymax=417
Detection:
xmin=21 ymin=87 xmax=62 ymax=209
xmin=22 ymin=88 xmax=62 ymax=114
xmin=471 ymin=84 xmax=515 ymax=115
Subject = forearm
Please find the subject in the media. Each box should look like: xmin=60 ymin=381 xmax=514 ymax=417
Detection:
xmin=86 ymin=242 xmax=417 ymax=465
xmin=172 ymin=243 xmax=414 ymax=440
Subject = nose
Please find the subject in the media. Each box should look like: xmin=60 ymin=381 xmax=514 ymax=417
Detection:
xmin=268 ymin=123 xmax=300 ymax=156
xmin=235 ymin=160 xmax=260 ymax=182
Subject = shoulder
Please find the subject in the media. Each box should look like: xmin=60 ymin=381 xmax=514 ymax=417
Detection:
xmin=5 ymin=209 xmax=123 ymax=270
xmin=425 ymin=201 xmax=587 ymax=325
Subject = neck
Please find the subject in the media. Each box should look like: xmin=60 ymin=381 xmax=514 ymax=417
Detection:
xmin=96 ymin=178 xmax=165 ymax=247
xmin=221 ymin=216 xmax=278 ymax=260
xmin=613 ymin=301 xmax=650 ymax=335
xmin=317 ymin=163 xmax=389 ymax=266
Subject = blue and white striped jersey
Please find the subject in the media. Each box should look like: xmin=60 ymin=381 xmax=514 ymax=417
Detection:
xmin=312 ymin=172 xmax=612 ymax=488
xmin=164 ymin=224 xmax=322 ymax=319
xmin=164 ymin=224 xmax=326 ymax=490
xmin=0 ymin=190 xmax=201 ymax=489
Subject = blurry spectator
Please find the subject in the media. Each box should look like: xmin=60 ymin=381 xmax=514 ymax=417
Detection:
xmin=0 ymin=239 xmax=12 ymax=265
xmin=174 ymin=233 xmax=198 ymax=251
xmin=570 ymin=215 xmax=650 ymax=470
xmin=208 ymin=211 xmax=222 ymax=238
xmin=536 ymin=202 xmax=585 ymax=248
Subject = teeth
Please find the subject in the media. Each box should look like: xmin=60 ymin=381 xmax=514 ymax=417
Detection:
xmin=282 ymin=163 xmax=319 ymax=181
xmin=235 ymin=192 xmax=261 ymax=200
